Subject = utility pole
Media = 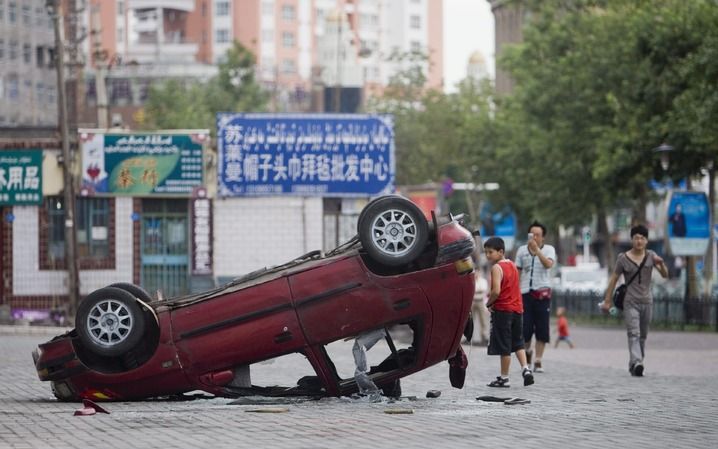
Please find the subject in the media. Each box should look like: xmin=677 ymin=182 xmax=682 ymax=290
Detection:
xmin=47 ymin=0 xmax=81 ymax=322
xmin=334 ymin=12 xmax=342 ymax=113
xmin=90 ymin=4 xmax=109 ymax=128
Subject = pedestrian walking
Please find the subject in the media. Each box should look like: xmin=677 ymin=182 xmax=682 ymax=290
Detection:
xmin=483 ymin=237 xmax=534 ymax=388
xmin=601 ymin=224 xmax=668 ymax=376
xmin=471 ymin=269 xmax=490 ymax=346
xmin=515 ymin=220 xmax=556 ymax=373
xmin=553 ymin=307 xmax=574 ymax=349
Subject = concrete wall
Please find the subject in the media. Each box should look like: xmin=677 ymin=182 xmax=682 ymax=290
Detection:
xmin=213 ymin=196 xmax=323 ymax=277
xmin=11 ymin=197 xmax=134 ymax=296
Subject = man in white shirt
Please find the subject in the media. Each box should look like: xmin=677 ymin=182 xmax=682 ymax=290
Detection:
xmin=515 ymin=221 xmax=556 ymax=373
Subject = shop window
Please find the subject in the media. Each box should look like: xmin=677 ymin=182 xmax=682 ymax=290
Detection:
xmin=41 ymin=196 xmax=115 ymax=270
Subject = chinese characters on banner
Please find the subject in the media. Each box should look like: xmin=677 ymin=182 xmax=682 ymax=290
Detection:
xmin=79 ymin=131 xmax=208 ymax=196
xmin=216 ymin=114 xmax=395 ymax=196
xmin=192 ymin=197 xmax=213 ymax=275
xmin=0 ymin=149 xmax=43 ymax=205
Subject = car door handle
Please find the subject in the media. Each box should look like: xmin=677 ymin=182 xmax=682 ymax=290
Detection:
xmin=274 ymin=331 xmax=293 ymax=344
xmin=393 ymin=298 xmax=411 ymax=311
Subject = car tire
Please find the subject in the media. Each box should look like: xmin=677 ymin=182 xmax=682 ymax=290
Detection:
xmin=108 ymin=282 xmax=153 ymax=303
xmin=356 ymin=194 xmax=404 ymax=233
xmin=76 ymin=287 xmax=146 ymax=357
xmin=358 ymin=196 xmax=429 ymax=267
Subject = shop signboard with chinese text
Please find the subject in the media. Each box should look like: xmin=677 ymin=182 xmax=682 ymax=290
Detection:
xmin=217 ymin=114 xmax=394 ymax=196
xmin=0 ymin=149 xmax=42 ymax=205
xmin=80 ymin=130 xmax=208 ymax=196
xmin=192 ymin=196 xmax=213 ymax=275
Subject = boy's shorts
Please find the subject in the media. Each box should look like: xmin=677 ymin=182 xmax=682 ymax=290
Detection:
xmin=488 ymin=311 xmax=524 ymax=356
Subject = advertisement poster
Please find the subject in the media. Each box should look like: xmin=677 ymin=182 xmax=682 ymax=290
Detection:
xmin=216 ymin=113 xmax=395 ymax=197
xmin=666 ymin=190 xmax=711 ymax=256
xmin=80 ymin=130 xmax=208 ymax=196
xmin=0 ymin=149 xmax=42 ymax=205
xmin=480 ymin=204 xmax=516 ymax=251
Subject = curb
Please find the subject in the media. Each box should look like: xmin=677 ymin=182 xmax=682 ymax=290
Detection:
xmin=0 ymin=324 xmax=72 ymax=337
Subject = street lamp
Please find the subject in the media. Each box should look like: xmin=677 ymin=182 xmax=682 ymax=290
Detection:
xmin=653 ymin=142 xmax=674 ymax=172
xmin=47 ymin=0 xmax=81 ymax=322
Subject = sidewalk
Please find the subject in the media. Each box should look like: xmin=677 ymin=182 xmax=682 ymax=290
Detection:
xmin=1 ymin=324 xmax=716 ymax=448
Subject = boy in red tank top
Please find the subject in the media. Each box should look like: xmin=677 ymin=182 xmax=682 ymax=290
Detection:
xmin=483 ymin=237 xmax=534 ymax=388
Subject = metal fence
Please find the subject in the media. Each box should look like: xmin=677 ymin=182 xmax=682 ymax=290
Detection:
xmin=552 ymin=290 xmax=718 ymax=332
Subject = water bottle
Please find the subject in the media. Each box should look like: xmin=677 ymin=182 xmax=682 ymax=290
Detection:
xmin=598 ymin=301 xmax=618 ymax=316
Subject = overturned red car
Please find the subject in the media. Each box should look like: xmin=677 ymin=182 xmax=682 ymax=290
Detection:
xmin=33 ymin=195 xmax=476 ymax=401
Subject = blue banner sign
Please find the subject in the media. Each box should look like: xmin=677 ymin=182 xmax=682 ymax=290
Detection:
xmin=216 ymin=113 xmax=395 ymax=196
xmin=666 ymin=190 xmax=711 ymax=256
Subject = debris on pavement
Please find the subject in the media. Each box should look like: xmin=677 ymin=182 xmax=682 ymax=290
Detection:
xmin=73 ymin=399 xmax=110 ymax=416
xmin=384 ymin=408 xmax=414 ymax=414
xmin=426 ymin=390 xmax=441 ymax=398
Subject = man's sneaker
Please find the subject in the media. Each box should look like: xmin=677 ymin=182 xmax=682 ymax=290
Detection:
xmin=631 ymin=362 xmax=644 ymax=377
xmin=533 ymin=361 xmax=544 ymax=373
xmin=487 ymin=376 xmax=510 ymax=388
xmin=522 ymin=368 xmax=534 ymax=386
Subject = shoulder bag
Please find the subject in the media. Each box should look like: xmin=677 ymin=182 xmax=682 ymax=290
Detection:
xmin=612 ymin=253 xmax=647 ymax=310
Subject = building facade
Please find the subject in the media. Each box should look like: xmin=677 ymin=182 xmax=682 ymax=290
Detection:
xmin=488 ymin=0 xmax=524 ymax=95
xmin=0 ymin=0 xmax=58 ymax=126
xmin=79 ymin=0 xmax=443 ymax=124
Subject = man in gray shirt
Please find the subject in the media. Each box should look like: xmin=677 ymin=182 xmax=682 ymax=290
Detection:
xmin=602 ymin=224 xmax=668 ymax=376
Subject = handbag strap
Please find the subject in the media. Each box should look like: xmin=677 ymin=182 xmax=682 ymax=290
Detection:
xmin=623 ymin=252 xmax=648 ymax=287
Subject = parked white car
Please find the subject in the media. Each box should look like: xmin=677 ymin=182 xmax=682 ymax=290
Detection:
xmin=554 ymin=263 xmax=608 ymax=294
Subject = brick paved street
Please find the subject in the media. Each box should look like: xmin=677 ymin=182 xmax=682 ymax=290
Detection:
xmin=1 ymin=324 xmax=717 ymax=449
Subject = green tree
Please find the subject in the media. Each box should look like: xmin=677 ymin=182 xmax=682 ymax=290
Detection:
xmin=142 ymin=42 xmax=269 ymax=131
xmin=367 ymin=52 xmax=498 ymax=227
xmin=494 ymin=0 xmax=718 ymax=261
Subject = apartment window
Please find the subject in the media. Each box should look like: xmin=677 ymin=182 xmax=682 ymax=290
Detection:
xmin=36 ymin=82 xmax=44 ymax=103
xmin=117 ymin=1 xmax=124 ymax=15
xmin=282 ymin=31 xmax=294 ymax=48
xmin=117 ymin=28 xmax=124 ymax=43
xmin=7 ymin=76 xmax=18 ymax=100
xmin=410 ymin=41 xmax=421 ymax=53
xmin=22 ymin=43 xmax=31 ymax=64
xmin=216 ymin=1 xmax=230 ymax=16
xmin=21 ymin=3 xmax=29 ymax=25
xmin=46 ymin=85 xmax=55 ymax=104
xmin=43 ymin=197 xmax=114 ymax=269
xmin=35 ymin=7 xmax=43 ymax=26
xmin=281 ymin=59 xmax=295 ymax=74
xmin=110 ymin=78 xmax=132 ymax=104
xmin=216 ymin=29 xmax=230 ymax=43
xmin=262 ymin=1 xmax=274 ymax=15
xmin=9 ymin=40 xmax=17 ymax=60
xmin=35 ymin=46 xmax=45 ymax=67
xmin=0 ymin=1 xmax=4 ymax=21
xmin=410 ymin=15 xmax=421 ymax=29
xmin=201 ymin=1 xmax=207 ymax=16
xmin=0 ymin=40 xmax=4 ymax=60
xmin=281 ymin=4 xmax=294 ymax=20
xmin=262 ymin=29 xmax=274 ymax=43
xmin=8 ymin=1 xmax=15 ymax=23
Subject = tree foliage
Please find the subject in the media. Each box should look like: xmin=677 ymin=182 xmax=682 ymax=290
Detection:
xmin=494 ymin=0 xmax=718 ymax=230
xmin=142 ymin=42 xmax=269 ymax=132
